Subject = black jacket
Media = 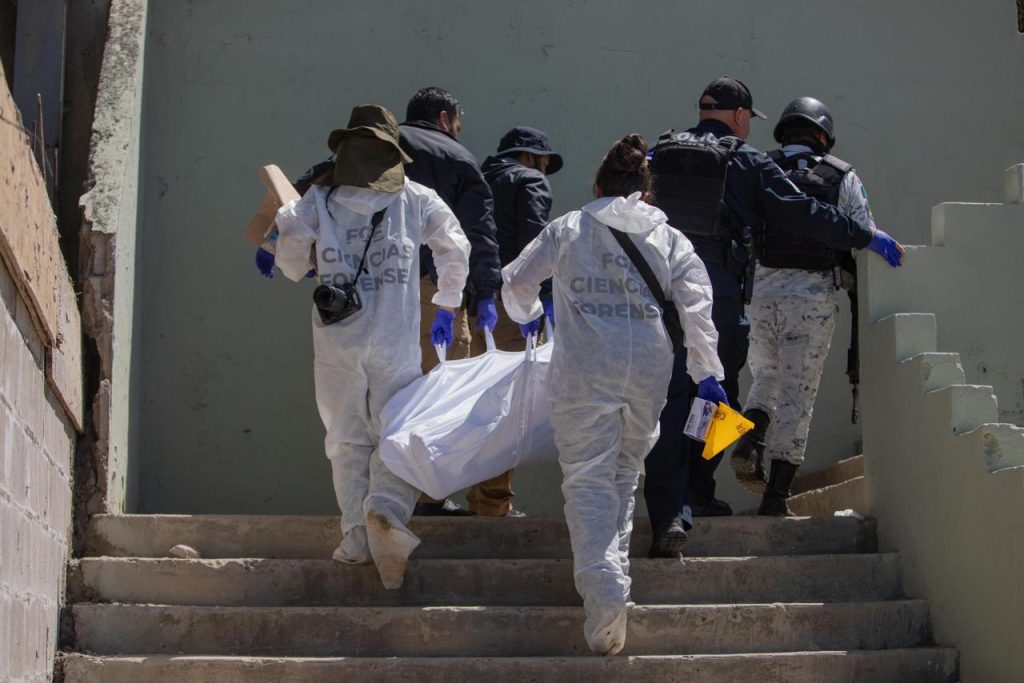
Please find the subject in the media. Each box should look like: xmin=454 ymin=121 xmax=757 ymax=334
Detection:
xmin=481 ymin=155 xmax=553 ymax=298
xmin=292 ymin=121 xmax=502 ymax=302
xmin=400 ymin=121 xmax=501 ymax=301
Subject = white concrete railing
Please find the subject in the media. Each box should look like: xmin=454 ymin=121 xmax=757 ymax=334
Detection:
xmin=859 ymin=164 xmax=1024 ymax=683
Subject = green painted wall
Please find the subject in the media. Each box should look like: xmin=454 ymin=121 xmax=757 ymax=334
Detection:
xmin=135 ymin=0 xmax=1024 ymax=513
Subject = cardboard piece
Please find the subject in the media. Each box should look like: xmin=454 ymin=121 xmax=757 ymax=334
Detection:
xmin=244 ymin=165 xmax=302 ymax=246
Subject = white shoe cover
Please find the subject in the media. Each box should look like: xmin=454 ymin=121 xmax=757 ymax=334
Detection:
xmin=584 ymin=604 xmax=628 ymax=656
xmin=366 ymin=511 xmax=420 ymax=589
xmin=331 ymin=525 xmax=372 ymax=565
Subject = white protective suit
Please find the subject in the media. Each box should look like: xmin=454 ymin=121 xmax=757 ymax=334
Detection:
xmin=501 ymin=192 xmax=723 ymax=655
xmin=276 ymin=179 xmax=470 ymax=588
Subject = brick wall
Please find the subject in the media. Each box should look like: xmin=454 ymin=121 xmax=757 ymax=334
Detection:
xmin=0 ymin=258 xmax=76 ymax=681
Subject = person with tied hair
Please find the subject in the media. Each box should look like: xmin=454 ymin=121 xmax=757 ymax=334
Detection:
xmin=501 ymin=134 xmax=725 ymax=656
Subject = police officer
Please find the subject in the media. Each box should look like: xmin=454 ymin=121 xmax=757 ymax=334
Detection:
xmin=733 ymin=97 xmax=902 ymax=516
xmin=643 ymin=77 xmax=902 ymax=556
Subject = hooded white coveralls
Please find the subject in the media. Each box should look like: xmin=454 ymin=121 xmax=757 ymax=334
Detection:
xmin=276 ymin=180 xmax=470 ymax=588
xmin=501 ymin=193 xmax=723 ymax=655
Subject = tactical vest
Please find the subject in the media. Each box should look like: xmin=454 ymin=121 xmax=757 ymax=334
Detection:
xmin=650 ymin=130 xmax=742 ymax=254
xmin=758 ymin=150 xmax=853 ymax=271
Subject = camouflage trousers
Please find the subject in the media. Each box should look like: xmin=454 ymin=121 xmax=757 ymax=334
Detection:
xmin=745 ymin=283 xmax=837 ymax=466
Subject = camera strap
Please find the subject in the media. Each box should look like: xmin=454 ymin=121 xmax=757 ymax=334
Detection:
xmin=354 ymin=209 xmax=387 ymax=277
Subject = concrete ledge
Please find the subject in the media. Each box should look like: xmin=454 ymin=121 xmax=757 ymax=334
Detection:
xmin=68 ymin=554 xmax=903 ymax=607
xmin=901 ymin=353 xmax=965 ymax=392
xmin=789 ymin=477 xmax=865 ymax=518
xmin=70 ymin=601 xmax=932 ymax=657
xmin=866 ymin=313 xmax=937 ymax=360
xmin=964 ymin=422 xmax=1024 ymax=472
xmin=792 ymin=455 xmax=863 ymax=494
xmin=84 ymin=515 xmax=878 ymax=559
xmin=923 ymin=384 xmax=999 ymax=435
xmin=58 ymin=649 xmax=960 ymax=683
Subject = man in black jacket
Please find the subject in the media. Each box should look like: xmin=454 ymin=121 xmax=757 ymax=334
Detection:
xmin=481 ymin=126 xmax=562 ymax=352
xmin=399 ymin=88 xmax=503 ymax=372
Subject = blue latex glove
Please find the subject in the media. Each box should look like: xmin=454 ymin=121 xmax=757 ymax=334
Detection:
xmin=697 ymin=376 xmax=728 ymax=406
xmin=542 ymin=299 xmax=555 ymax=327
xmin=431 ymin=309 xmax=455 ymax=346
xmin=867 ymin=229 xmax=903 ymax=268
xmin=476 ymin=298 xmax=498 ymax=331
xmin=519 ymin=318 xmax=542 ymax=339
xmin=255 ymin=247 xmax=275 ymax=278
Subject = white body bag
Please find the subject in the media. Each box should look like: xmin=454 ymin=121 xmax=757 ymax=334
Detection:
xmin=378 ymin=329 xmax=557 ymax=500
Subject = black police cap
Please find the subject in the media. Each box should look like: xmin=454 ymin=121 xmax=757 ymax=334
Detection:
xmin=699 ymin=77 xmax=768 ymax=119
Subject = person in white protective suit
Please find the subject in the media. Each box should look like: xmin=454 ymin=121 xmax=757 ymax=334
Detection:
xmin=501 ymin=134 xmax=726 ymax=655
xmin=274 ymin=105 xmax=470 ymax=589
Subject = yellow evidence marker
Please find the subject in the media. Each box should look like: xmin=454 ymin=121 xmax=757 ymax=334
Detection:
xmin=701 ymin=403 xmax=755 ymax=460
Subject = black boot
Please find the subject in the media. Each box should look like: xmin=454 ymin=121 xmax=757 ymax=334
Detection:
xmin=758 ymin=460 xmax=799 ymax=517
xmin=649 ymin=515 xmax=689 ymax=558
xmin=730 ymin=408 xmax=770 ymax=494
xmin=691 ymin=494 xmax=733 ymax=517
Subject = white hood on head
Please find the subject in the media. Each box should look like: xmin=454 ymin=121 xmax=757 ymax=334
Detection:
xmin=327 ymin=180 xmax=406 ymax=216
xmin=583 ymin=192 xmax=667 ymax=235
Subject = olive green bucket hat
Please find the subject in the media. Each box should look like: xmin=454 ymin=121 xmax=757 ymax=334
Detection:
xmin=316 ymin=104 xmax=413 ymax=192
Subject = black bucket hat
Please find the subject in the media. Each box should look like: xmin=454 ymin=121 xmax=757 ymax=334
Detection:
xmin=497 ymin=126 xmax=563 ymax=174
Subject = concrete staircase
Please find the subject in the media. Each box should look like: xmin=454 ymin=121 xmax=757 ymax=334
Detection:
xmin=58 ymin=514 xmax=958 ymax=682
xmin=789 ymin=454 xmax=867 ymax=517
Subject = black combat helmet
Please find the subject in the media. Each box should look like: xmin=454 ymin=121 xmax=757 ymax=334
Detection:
xmin=773 ymin=97 xmax=835 ymax=150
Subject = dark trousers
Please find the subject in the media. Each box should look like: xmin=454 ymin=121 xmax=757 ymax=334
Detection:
xmin=643 ymin=294 xmax=749 ymax=532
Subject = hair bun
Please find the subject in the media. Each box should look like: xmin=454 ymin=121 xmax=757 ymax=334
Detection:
xmin=606 ymin=134 xmax=648 ymax=173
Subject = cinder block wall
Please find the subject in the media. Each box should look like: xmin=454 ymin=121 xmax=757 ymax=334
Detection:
xmin=1 ymin=57 xmax=82 ymax=683
xmin=0 ymin=262 xmax=76 ymax=682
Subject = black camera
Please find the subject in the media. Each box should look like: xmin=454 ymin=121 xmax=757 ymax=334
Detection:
xmin=313 ymin=283 xmax=362 ymax=325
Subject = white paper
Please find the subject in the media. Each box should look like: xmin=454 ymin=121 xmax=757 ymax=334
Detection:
xmin=683 ymin=397 xmax=716 ymax=442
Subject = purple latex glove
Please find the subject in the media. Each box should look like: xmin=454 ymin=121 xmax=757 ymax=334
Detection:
xmin=542 ymin=299 xmax=555 ymax=327
xmin=519 ymin=318 xmax=542 ymax=339
xmin=867 ymin=229 xmax=904 ymax=268
xmin=476 ymin=298 xmax=498 ymax=331
xmin=431 ymin=309 xmax=455 ymax=346
xmin=255 ymin=247 xmax=275 ymax=278
xmin=697 ymin=376 xmax=728 ymax=406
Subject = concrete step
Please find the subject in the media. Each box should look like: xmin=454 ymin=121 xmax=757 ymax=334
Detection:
xmin=71 ymin=601 xmax=931 ymax=657
xmin=69 ymin=553 xmax=903 ymax=607
xmin=59 ymin=649 xmax=960 ymax=683
xmin=789 ymin=477 xmax=866 ymax=517
xmin=792 ymin=455 xmax=864 ymax=494
xmin=84 ymin=514 xmax=877 ymax=559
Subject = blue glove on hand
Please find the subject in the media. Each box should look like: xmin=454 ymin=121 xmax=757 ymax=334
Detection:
xmin=867 ymin=229 xmax=903 ymax=268
xmin=542 ymin=299 xmax=555 ymax=327
xmin=697 ymin=376 xmax=728 ymax=406
xmin=255 ymin=247 xmax=275 ymax=278
xmin=519 ymin=318 xmax=542 ymax=339
xmin=476 ymin=298 xmax=498 ymax=331
xmin=431 ymin=309 xmax=456 ymax=347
